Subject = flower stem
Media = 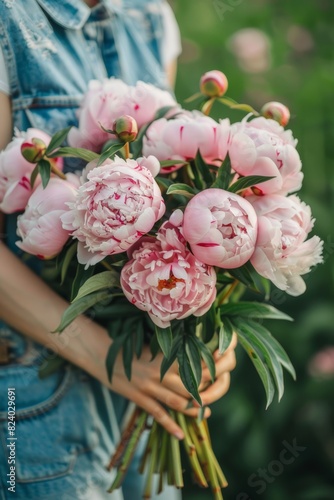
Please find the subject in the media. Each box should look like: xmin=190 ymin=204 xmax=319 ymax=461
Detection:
xmin=176 ymin=412 xmax=208 ymax=487
xmin=202 ymin=97 xmax=215 ymax=116
xmin=143 ymin=421 xmax=159 ymax=499
xmin=124 ymin=142 xmax=130 ymax=159
xmin=107 ymin=410 xmax=147 ymax=492
xmin=169 ymin=411 xmax=184 ymax=488
xmin=196 ymin=419 xmax=224 ymax=498
xmin=50 ymin=163 xmax=66 ymax=180
xmin=157 ymin=428 xmax=169 ymax=494
xmin=217 ymin=279 xmax=239 ymax=306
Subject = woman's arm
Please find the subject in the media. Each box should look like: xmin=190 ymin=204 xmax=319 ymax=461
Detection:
xmin=0 ymin=92 xmax=12 ymax=238
xmin=0 ymin=91 xmax=236 ymax=436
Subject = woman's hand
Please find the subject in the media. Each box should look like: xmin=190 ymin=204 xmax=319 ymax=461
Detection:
xmin=109 ymin=334 xmax=237 ymax=439
xmin=199 ymin=333 xmax=237 ymax=405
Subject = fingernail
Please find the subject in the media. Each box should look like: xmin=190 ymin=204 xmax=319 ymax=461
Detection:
xmin=174 ymin=430 xmax=184 ymax=440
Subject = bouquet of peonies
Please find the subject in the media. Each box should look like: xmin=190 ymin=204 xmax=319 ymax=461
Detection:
xmin=0 ymin=71 xmax=323 ymax=499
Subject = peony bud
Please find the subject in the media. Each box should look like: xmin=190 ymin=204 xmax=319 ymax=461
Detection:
xmin=200 ymin=70 xmax=228 ymax=97
xmin=20 ymin=137 xmax=47 ymax=163
xmin=261 ymin=101 xmax=290 ymax=127
xmin=112 ymin=115 xmax=138 ymax=142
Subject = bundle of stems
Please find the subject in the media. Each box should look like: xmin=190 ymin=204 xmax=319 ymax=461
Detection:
xmin=107 ymin=406 xmax=228 ymax=499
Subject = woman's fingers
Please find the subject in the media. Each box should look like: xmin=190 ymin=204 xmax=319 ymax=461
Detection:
xmin=200 ymin=345 xmax=237 ymax=385
xmin=199 ymin=372 xmax=231 ymax=406
xmin=130 ymin=391 xmax=185 ymax=439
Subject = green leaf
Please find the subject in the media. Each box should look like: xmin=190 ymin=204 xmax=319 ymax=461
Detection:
xmin=185 ymin=337 xmax=202 ymax=386
xmin=229 ymin=175 xmax=275 ymax=193
xmin=184 ymin=91 xmax=203 ymax=103
xmin=54 ymin=290 xmax=112 ymax=333
xmin=48 ymin=146 xmax=99 ymax=162
xmin=97 ymin=142 xmax=124 ymax=166
xmin=38 ymin=354 xmax=66 ymax=379
xmin=155 ymin=325 xmax=173 ymax=358
xmin=196 ymin=339 xmax=216 ymax=383
xmin=211 ymin=155 xmax=232 ymax=190
xmin=123 ymin=332 xmax=134 ymax=380
xmin=177 ymin=344 xmax=202 ymax=405
xmin=218 ymin=97 xmax=259 ymax=115
xmin=246 ymin=319 xmax=296 ymax=381
xmin=45 ymin=126 xmax=72 ymax=155
xmin=106 ymin=334 xmax=127 ymax=382
xmin=218 ymin=317 xmax=234 ymax=354
xmin=156 ymin=176 xmax=174 ymax=190
xmin=93 ymin=302 xmax=142 ymax=319
xmin=60 ymin=242 xmax=77 ymax=285
xmin=149 ymin=333 xmax=160 ymax=361
xmin=38 ymin=159 xmax=51 ymax=188
xmin=70 ymin=263 xmax=95 ymax=301
xmin=73 ymin=270 xmax=120 ymax=302
xmin=194 ymin=149 xmax=214 ymax=185
xmin=234 ymin=324 xmax=276 ymax=408
xmin=234 ymin=319 xmax=285 ymax=401
xmin=134 ymin=320 xmax=144 ymax=359
xmin=200 ymin=304 xmax=216 ymax=343
xmin=160 ymin=337 xmax=182 ymax=381
xmin=166 ymin=183 xmax=196 ymax=198
xmin=30 ymin=164 xmax=39 ymax=188
xmin=220 ymin=302 xmax=293 ymax=321
xmin=159 ymin=160 xmax=187 ymax=168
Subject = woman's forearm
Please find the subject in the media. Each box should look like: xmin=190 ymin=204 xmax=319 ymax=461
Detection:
xmin=0 ymin=241 xmax=111 ymax=382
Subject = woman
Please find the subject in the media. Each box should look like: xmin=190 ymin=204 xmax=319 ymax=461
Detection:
xmin=0 ymin=1 xmax=237 ymax=498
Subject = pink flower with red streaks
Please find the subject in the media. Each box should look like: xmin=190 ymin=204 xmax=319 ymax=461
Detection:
xmin=0 ymin=129 xmax=63 ymax=214
xmin=250 ymin=194 xmax=323 ymax=295
xmin=68 ymin=78 xmax=177 ymax=152
xmin=183 ymin=188 xmax=258 ymax=268
xmin=142 ymin=111 xmax=230 ymax=173
xmin=61 ymin=156 xmax=165 ymax=268
xmin=229 ymin=116 xmax=303 ymax=195
xmin=120 ymin=210 xmax=217 ymax=328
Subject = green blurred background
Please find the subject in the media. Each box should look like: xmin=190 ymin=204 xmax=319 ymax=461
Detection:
xmin=171 ymin=0 xmax=334 ymax=499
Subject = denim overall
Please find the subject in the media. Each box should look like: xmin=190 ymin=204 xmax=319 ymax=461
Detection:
xmin=0 ymin=1 xmax=173 ymax=498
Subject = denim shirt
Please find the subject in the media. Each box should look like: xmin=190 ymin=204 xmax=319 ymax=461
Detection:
xmin=0 ymin=0 xmax=169 ymax=360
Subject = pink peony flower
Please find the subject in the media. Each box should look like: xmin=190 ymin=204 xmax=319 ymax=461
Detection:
xmin=229 ymin=116 xmax=303 ymax=196
xmin=308 ymin=347 xmax=334 ymax=377
xmin=61 ymin=156 xmax=165 ymax=268
xmin=0 ymin=129 xmax=63 ymax=214
xmin=120 ymin=210 xmax=217 ymax=328
xmin=68 ymin=78 xmax=177 ymax=152
xmin=142 ymin=111 xmax=230 ymax=173
xmin=16 ymin=177 xmax=77 ymax=259
xmin=250 ymin=194 xmax=323 ymax=295
xmin=183 ymin=188 xmax=258 ymax=268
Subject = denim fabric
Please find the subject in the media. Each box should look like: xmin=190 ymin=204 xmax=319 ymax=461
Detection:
xmin=0 ymin=1 xmax=176 ymax=498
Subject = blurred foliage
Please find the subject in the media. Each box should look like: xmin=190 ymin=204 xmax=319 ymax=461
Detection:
xmin=171 ymin=0 xmax=334 ymax=498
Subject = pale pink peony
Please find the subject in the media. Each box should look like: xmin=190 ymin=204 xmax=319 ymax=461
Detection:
xmin=250 ymin=194 xmax=323 ymax=295
xmin=16 ymin=177 xmax=77 ymax=259
xmin=0 ymin=129 xmax=63 ymax=214
xmin=68 ymin=78 xmax=177 ymax=152
xmin=142 ymin=111 xmax=230 ymax=173
xmin=183 ymin=188 xmax=258 ymax=269
xmin=120 ymin=210 xmax=217 ymax=328
xmin=229 ymin=116 xmax=303 ymax=196
xmin=308 ymin=347 xmax=334 ymax=377
xmin=227 ymin=28 xmax=272 ymax=73
xmin=61 ymin=156 xmax=165 ymax=268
